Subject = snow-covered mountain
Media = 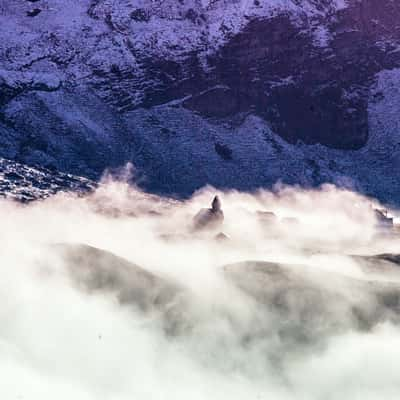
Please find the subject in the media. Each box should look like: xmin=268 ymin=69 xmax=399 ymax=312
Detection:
xmin=1 ymin=0 xmax=400 ymax=203
xmin=0 ymin=157 xmax=96 ymax=202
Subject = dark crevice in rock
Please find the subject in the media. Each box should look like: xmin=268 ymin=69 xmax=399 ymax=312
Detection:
xmin=26 ymin=8 xmax=41 ymax=17
xmin=130 ymin=9 xmax=150 ymax=22
xmin=20 ymin=55 xmax=49 ymax=70
xmin=215 ymin=143 xmax=233 ymax=161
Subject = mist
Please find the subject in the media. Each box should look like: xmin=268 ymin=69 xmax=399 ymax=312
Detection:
xmin=1 ymin=175 xmax=400 ymax=400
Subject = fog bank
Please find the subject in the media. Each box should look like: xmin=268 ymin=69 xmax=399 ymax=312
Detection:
xmin=1 ymin=178 xmax=400 ymax=399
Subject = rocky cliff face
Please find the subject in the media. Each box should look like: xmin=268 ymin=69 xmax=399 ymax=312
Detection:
xmin=1 ymin=0 xmax=400 ymax=202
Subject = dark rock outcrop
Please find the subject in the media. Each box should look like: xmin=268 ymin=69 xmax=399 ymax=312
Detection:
xmin=202 ymin=2 xmax=400 ymax=149
xmin=193 ymin=195 xmax=224 ymax=231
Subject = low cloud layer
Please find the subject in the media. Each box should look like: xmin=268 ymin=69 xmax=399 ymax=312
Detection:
xmin=1 ymin=177 xmax=400 ymax=399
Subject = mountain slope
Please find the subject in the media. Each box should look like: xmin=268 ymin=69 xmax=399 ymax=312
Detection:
xmin=0 ymin=157 xmax=96 ymax=202
xmin=1 ymin=0 xmax=400 ymax=202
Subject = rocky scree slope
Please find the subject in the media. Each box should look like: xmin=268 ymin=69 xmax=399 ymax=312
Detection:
xmin=0 ymin=157 xmax=96 ymax=202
